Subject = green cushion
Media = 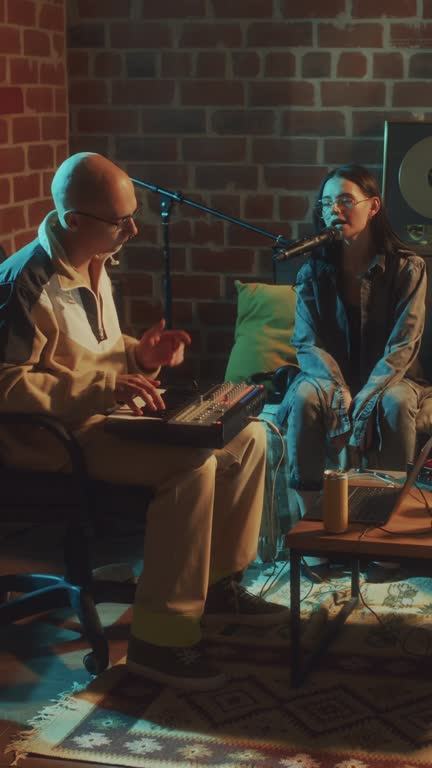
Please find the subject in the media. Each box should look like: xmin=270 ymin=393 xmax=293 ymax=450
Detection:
xmin=225 ymin=280 xmax=297 ymax=384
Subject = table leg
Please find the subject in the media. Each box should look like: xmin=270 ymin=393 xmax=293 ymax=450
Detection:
xmin=290 ymin=550 xmax=301 ymax=687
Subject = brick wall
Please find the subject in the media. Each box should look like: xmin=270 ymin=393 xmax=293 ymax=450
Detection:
xmin=0 ymin=0 xmax=68 ymax=258
xmin=66 ymin=0 xmax=432 ymax=383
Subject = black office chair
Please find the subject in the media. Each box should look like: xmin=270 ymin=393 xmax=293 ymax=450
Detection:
xmin=0 ymin=412 xmax=153 ymax=675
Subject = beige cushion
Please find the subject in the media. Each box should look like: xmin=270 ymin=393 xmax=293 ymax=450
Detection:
xmin=225 ymin=280 xmax=297 ymax=384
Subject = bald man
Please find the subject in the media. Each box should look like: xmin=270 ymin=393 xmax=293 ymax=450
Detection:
xmin=0 ymin=153 xmax=288 ymax=690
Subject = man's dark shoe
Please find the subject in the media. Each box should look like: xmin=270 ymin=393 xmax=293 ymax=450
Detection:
xmin=127 ymin=635 xmax=226 ymax=690
xmin=202 ymin=575 xmax=290 ymax=625
xmin=366 ymin=561 xmax=406 ymax=583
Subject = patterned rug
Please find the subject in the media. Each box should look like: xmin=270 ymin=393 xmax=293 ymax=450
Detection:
xmin=8 ymin=562 xmax=432 ymax=768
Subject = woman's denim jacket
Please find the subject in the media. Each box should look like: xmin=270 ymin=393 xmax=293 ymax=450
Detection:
xmin=278 ymin=249 xmax=427 ymax=449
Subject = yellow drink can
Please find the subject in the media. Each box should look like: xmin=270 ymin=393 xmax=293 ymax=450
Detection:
xmin=323 ymin=470 xmax=348 ymax=533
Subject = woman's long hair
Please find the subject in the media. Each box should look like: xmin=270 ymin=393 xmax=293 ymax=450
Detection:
xmin=313 ymin=163 xmax=407 ymax=255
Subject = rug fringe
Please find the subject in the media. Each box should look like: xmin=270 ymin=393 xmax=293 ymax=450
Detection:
xmin=6 ymin=681 xmax=87 ymax=766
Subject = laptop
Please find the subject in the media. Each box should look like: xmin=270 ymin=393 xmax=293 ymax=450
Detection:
xmin=303 ymin=433 xmax=432 ymax=527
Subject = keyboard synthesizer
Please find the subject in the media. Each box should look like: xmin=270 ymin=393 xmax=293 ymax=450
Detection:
xmin=105 ymin=381 xmax=267 ymax=448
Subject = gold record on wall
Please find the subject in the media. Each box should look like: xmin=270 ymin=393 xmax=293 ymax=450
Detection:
xmin=399 ymin=136 xmax=432 ymax=219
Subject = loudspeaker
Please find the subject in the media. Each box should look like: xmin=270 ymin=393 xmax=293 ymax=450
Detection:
xmin=383 ymin=120 xmax=432 ymax=255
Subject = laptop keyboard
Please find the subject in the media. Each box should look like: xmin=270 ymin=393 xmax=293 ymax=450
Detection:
xmin=348 ymin=485 xmax=399 ymax=524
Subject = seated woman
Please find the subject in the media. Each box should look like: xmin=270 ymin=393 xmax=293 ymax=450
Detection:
xmin=278 ymin=163 xmax=428 ymax=514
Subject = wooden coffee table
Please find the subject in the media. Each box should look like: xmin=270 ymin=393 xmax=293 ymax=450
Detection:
xmin=285 ymin=479 xmax=432 ymax=686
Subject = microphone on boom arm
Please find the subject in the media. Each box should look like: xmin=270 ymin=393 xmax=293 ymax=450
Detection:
xmin=273 ymin=226 xmax=341 ymax=261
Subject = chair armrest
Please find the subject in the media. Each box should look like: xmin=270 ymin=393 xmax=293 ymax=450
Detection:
xmin=0 ymin=412 xmax=91 ymax=511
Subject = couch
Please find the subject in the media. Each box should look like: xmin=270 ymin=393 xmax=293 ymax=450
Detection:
xmin=224 ymin=254 xmax=432 ymax=559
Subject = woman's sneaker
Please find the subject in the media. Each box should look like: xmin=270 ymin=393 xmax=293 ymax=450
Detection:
xmin=127 ymin=636 xmax=226 ymax=690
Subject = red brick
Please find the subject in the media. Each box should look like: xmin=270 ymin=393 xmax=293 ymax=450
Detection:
xmin=55 ymin=88 xmax=67 ymax=113
xmin=264 ymin=165 xmax=327 ymax=190
xmin=14 ymin=230 xmax=38 ymax=251
xmin=319 ymin=23 xmax=383 ymax=48
xmin=279 ymin=195 xmax=310 ymax=220
xmin=41 ymin=115 xmax=67 ymax=141
xmin=141 ymin=108 xmax=205 ymax=135
xmin=352 ymin=0 xmax=416 ymax=15
xmin=110 ymin=23 xmax=173 ymax=48
xmin=0 ymin=56 xmax=6 ymax=82
xmin=0 ymin=147 xmax=24 ymax=175
xmin=67 ymin=50 xmax=89 ymax=77
xmin=125 ymin=163 xmax=190 ymax=190
xmin=181 ymin=80 xmax=243 ymax=106
xmin=409 ymin=53 xmax=432 ymax=78
xmin=321 ymin=82 xmax=386 ymax=107
xmin=282 ymin=110 xmax=345 ymax=136
xmin=324 ymin=138 xmax=383 ymax=165
xmin=0 ymin=87 xmax=24 ymax=115
xmin=0 ymin=177 xmax=10 ymax=205
xmin=172 ymin=301 xmax=193 ymax=326
xmin=193 ymin=220 xmax=225 ymax=245
xmin=12 ymin=116 xmax=40 ymax=143
xmin=13 ymin=173 xmax=40 ymax=202
xmin=130 ymin=299 xmax=162 ymax=327
xmin=55 ymin=143 xmax=68 ymax=166
xmin=212 ymin=0 xmax=272 ymax=16
xmin=161 ymin=52 xmax=191 ymax=78
xmin=52 ymin=33 xmax=65 ymax=59
xmin=7 ymin=0 xmax=36 ymax=25
xmin=247 ymin=22 xmax=312 ymax=47
xmin=253 ymin=138 xmax=317 ymax=164
xmin=28 ymin=198 xmax=53 ymax=227
xmin=69 ymin=80 xmax=108 ymax=105
xmin=353 ymin=109 xmax=410 ymax=136
xmin=43 ymin=170 xmax=54 ymax=197
xmin=23 ymin=29 xmax=51 ymax=57
xmin=77 ymin=0 xmax=131 ymax=16
xmin=212 ymin=109 xmax=274 ymax=135
xmin=391 ymin=24 xmax=432 ymax=47
xmin=393 ymin=82 xmax=432 ymax=106
xmin=121 ymin=274 xmax=153 ymax=296
xmin=116 ymin=136 xmax=177 ymax=162
xmin=171 ymin=274 xmax=221 ymax=300
xmin=196 ymin=301 xmax=238 ymax=325
xmin=10 ymin=58 xmax=39 ymax=85
xmin=373 ymin=53 xmax=404 ymax=78
xmin=112 ymin=80 xmax=175 ymax=106
xmin=141 ymin=0 xmax=204 ymax=16
xmin=77 ymin=109 xmax=139 ymax=134
xmin=2 ymin=238 xmax=13 ymax=258
xmin=39 ymin=2 xmax=64 ymax=30
xmin=28 ymin=143 xmax=54 ymax=170
xmin=245 ymin=195 xmax=274 ymax=219
xmin=227 ymin=221 xmax=291 ymax=247
xmin=0 ymin=204 xmax=26 ymax=231
xmin=94 ymin=52 xmax=122 ymax=77
xmin=264 ymin=53 xmax=296 ymax=77
xmin=301 ymin=52 xmax=331 ymax=78
xmin=195 ymin=165 xmax=258 ymax=190
xmin=209 ymin=194 xmax=241 ymax=218
xmin=193 ymin=248 xmax=252 ymax=274
xmin=0 ymin=118 xmax=8 ymax=143
xmin=0 ymin=27 xmax=20 ymax=54
xmin=67 ymin=23 xmax=105 ymax=48
xmin=232 ymin=52 xmax=260 ymax=77
xmin=169 ymin=220 xmax=193 ymax=243
xmin=206 ymin=330 xmax=236 ymax=354
xmin=250 ymin=81 xmax=314 ymax=107
xmin=0 ymin=0 xmax=4 ymax=21
xmin=26 ymin=87 xmax=54 ymax=113
xmin=180 ymin=23 xmax=241 ymax=47
xmin=182 ymin=137 xmax=246 ymax=162
xmin=337 ymin=52 xmax=368 ymax=78
xmin=195 ymin=52 xmax=226 ymax=78
xmin=40 ymin=61 xmax=66 ymax=86
xmin=426 ymin=0 xmax=432 ymax=16
xmin=281 ymin=0 xmax=345 ymax=15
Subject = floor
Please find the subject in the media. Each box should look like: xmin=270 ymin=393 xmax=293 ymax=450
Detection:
xmin=0 ymin=513 xmax=145 ymax=767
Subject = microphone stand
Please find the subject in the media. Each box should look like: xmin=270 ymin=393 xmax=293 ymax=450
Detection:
xmin=130 ymin=177 xmax=295 ymax=325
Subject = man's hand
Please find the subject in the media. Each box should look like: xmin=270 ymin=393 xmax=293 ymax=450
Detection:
xmin=114 ymin=374 xmax=165 ymax=416
xmin=135 ymin=319 xmax=192 ymax=370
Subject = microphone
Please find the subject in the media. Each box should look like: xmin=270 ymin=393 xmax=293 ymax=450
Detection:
xmin=273 ymin=226 xmax=341 ymax=261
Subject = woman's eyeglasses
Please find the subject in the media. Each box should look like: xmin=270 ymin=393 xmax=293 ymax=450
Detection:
xmin=315 ymin=196 xmax=370 ymax=217
xmin=66 ymin=206 xmax=142 ymax=230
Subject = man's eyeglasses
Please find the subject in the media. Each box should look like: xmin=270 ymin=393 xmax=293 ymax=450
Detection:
xmin=66 ymin=207 xmax=142 ymax=230
xmin=315 ymin=195 xmax=370 ymax=217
